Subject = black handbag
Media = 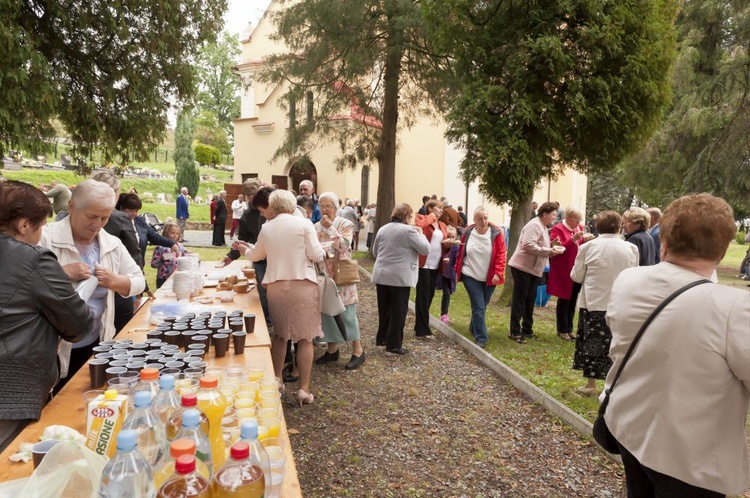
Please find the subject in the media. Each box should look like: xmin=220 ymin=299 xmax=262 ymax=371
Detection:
xmin=593 ymin=278 xmax=711 ymax=454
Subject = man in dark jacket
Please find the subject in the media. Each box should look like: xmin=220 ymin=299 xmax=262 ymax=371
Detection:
xmin=212 ymin=190 xmax=228 ymax=246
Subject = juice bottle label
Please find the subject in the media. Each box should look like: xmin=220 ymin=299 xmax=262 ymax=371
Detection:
xmin=84 ymin=394 xmax=128 ymax=458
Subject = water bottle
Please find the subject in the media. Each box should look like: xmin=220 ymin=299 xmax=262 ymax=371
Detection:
xmin=122 ymin=390 xmax=167 ymax=469
xmin=129 ymin=368 xmax=160 ymax=406
xmin=239 ymin=419 xmax=270 ymax=492
xmin=174 ymin=409 xmax=213 ymax=477
xmin=98 ymin=429 xmax=155 ymax=497
xmin=151 ymin=375 xmax=181 ymax=426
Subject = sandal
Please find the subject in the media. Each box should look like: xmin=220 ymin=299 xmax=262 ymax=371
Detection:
xmin=557 ymin=333 xmax=574 ymax=342
xmin=508 ymin=335 xmax=527 ymax=344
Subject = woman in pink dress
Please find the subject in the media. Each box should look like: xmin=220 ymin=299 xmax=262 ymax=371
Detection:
xmin=547 ymin=206 xmax=593 ymax=341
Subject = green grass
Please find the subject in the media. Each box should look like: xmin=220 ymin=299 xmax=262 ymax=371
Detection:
xmin=2 ymin=168 xmax=234 ymax=223
xmin=355 ymin=249 xmax=749 ymax=424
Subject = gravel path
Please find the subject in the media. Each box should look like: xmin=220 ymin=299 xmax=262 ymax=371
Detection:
xmin=282 ymin=276 xmax=625 ymax=497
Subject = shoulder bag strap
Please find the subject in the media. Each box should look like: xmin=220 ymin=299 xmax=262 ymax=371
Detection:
xmin=599 ymin=278 xmax=711 ymax=414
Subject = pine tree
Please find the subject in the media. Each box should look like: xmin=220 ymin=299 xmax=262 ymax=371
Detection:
xmin=174 ymin=111 xmax=200 ymax=198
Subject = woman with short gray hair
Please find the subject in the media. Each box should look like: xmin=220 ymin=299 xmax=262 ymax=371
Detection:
xmin=40 ymin=179 xmax=145 ymax=389
xmin=623 ymin=206 xmax=655 ymax=266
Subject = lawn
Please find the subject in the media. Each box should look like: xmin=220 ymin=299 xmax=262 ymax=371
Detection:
xmin=355 ymin=242 xmax=749 ymax=424
xmin=2 ymin=168 xmax=235 ymax=223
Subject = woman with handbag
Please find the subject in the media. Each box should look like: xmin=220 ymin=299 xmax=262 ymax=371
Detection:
xmin=237 ymin=189 xmax=326 ymax=407
xmin=602 ymin=193 xmax=749 ymax=497
xmin=313 ymin=192 xmax=366 ymax=370
xmin=372 ymin=203 xmax=430 ymax=355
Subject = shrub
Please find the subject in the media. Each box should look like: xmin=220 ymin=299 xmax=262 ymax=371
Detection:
xmin=736 ymin=230 xmax=748 ymax=245
xmin=194 ymin=143 xmax=221 ymax=166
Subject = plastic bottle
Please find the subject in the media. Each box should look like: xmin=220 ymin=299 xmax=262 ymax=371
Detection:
xmin=98 ymin=429 xmax=155 ymax=497
xmin=129 ymin=368 xmax=161 ymax=405
xmin=122 ymin=390 xmax=167 ymax=469
xmin=195 ymin=375 xmax=227 ymax=469
xmin=210 ymin=442 xmax=265 ymax=498
xmin=154 ymin=439 xmax=211 ymax=490
xmin=151 ymin=375 xmax=181 ymax=426
xmin=157 ymin=454 xmax=210 ymax=498
xmin=166 ymin=393 xmax=209 ymax=441
xmin=175 ymin=409 xmax=213 ymax=477
xmin=239 ymin=419 xmax=270 ymax=493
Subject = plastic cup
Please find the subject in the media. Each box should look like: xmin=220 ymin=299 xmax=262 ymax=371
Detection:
xmin=261 ymin=436 xmax=287 ymax=454
xmin=32 ymin=439 xmax=59 ymax=469
xmin=232 ymin=331 xmax=247 ymax=354
xmin=117 ymin=370 xmax=140 ymax=385
xmin=205 ymin=366 xmax=225 ymax=381
xmin=175 ymin=377 xmax=200 ymax=395
xmin=247 ymin=367 xmax=264 ymax=383
xmin=106 ymin=380 xmax=131 ymax=395
xmin=213 ymin=334 xmax=230 ymax=357
xmin=88 ymin=359 xmax=109 ymax=388
xmin=243 ymin=314 xmax=256 ymax=333
xmin=82 ymin=390 xmax=105 ymax=413
xmin=105 ymin=366 xmax=127 ymax=382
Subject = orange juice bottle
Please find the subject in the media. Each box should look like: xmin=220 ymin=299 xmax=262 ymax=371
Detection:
xmin=157 ymin=454 xmax=210 ymax=498
xmin=210 ymin=442 xmax=265 ymax=498
xmin=196 ymin=375 xmax=227 ymax=469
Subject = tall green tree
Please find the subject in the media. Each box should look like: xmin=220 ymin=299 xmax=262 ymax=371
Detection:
xmin=194 ymin=110 xmax=232 ymax=155
xmin=195 ymin=31 xmax=242 ymax=141
xmin=0 ymin=0 xmax=226 ymax=163
xmin=424 ymin=0 xmax=678 ymax=265
xmin=260 ymin=0 xmax=449 ymax=231
xmin=618 ymin=0 xmax=750 ymax=215
xmin=174 ymin=111 xmax=200 ymax=198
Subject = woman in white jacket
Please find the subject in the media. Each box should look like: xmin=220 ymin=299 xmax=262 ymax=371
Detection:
xmin=40 ymin=179 xmax=145 ymax=386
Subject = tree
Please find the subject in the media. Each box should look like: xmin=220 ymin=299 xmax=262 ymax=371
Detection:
xmin=195 ymin=31 xmax=242 ymax=141
xmin=617 ymin=0 xmax=750 ymax=215
xmin=586 ymin=169 xmax=633 ymax=217
xmin=174 ymin=111 xmax=200 ymax=198
xmin=0 ymin=0 xmax=227 ymax=163
xmin=194 ymin=110 xmax=232 ymax=155
xmin=424 ymin=0 xmax=678 ymax=273
xmin=260 ymin=0 xmax=450 ymax=232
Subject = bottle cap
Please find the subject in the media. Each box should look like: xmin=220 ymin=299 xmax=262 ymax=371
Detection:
xmin=170 ymin=439 xmax=196 ymax=458
xmin=116 ymin=429 xmax=138 ymax=451
xmin=200 ymin=375 xmax=218 ymax=388
xmin=181 ymin=393 xmax=197 ymax=407
xmin=159 ymin=374 xmax=175 ymax=390
xmin=134 ymin=390 xmax=151 ymax=408
xmin=240 ymin=419 xmax=259 ymax=441
xmin=175 ymin=454 xmax=196 ymax=474
xmin=104 ymin=389 xmax=118 ymax=400
xmin=182 ymin=409 xmax=200 ymax=428
xmin=231 ymin=441 xmax=250 ymax=460
xmin=140 ymin=368 xmax=159 ymax=380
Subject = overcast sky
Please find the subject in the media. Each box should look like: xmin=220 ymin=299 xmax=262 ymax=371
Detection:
xmin=224 ymin=0 xmax=272 ymax=37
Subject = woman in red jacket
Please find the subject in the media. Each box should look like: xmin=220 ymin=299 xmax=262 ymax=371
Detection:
xmin=454 ymin=207 xmax=507 ymax=348
xmin=547 ymin=206 xmax=593 ymax=341
xmin=413 ymin=199 xmax=450 ymax=340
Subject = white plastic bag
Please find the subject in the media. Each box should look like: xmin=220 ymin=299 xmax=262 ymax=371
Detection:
xmin=19 ymin=440 xmax=106 ymax=498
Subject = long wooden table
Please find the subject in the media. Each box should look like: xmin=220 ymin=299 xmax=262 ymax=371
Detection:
xmin=0 ymin=261 xmax=302 ymax=497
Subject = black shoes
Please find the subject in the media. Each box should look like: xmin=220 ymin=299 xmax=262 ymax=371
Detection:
xmin=315 ymin=350 xmax=339 ymax=365
xmin=345 ymin=352 xmax=366 ymax=370
xmin=386 ymin=347 xmax=409 ymax=355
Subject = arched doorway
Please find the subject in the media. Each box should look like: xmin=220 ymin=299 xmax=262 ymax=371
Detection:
xmin=287 ymin=157 xmax=317 ymax=193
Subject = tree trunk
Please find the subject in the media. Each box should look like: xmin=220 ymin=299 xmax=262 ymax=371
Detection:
xmin=371 ymin=2 xmax=404 ymax=258
xmin=499 ymin=195 xmax=533 ymax=305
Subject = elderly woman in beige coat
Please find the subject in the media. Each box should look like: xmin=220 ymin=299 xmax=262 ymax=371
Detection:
xmin=237 ymin=190 xmax=326 ymax=406
xmin=40 ymin=179 xmax=145 ymax=386
xmin=604 ymin=193 xmax=750 ymax=497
